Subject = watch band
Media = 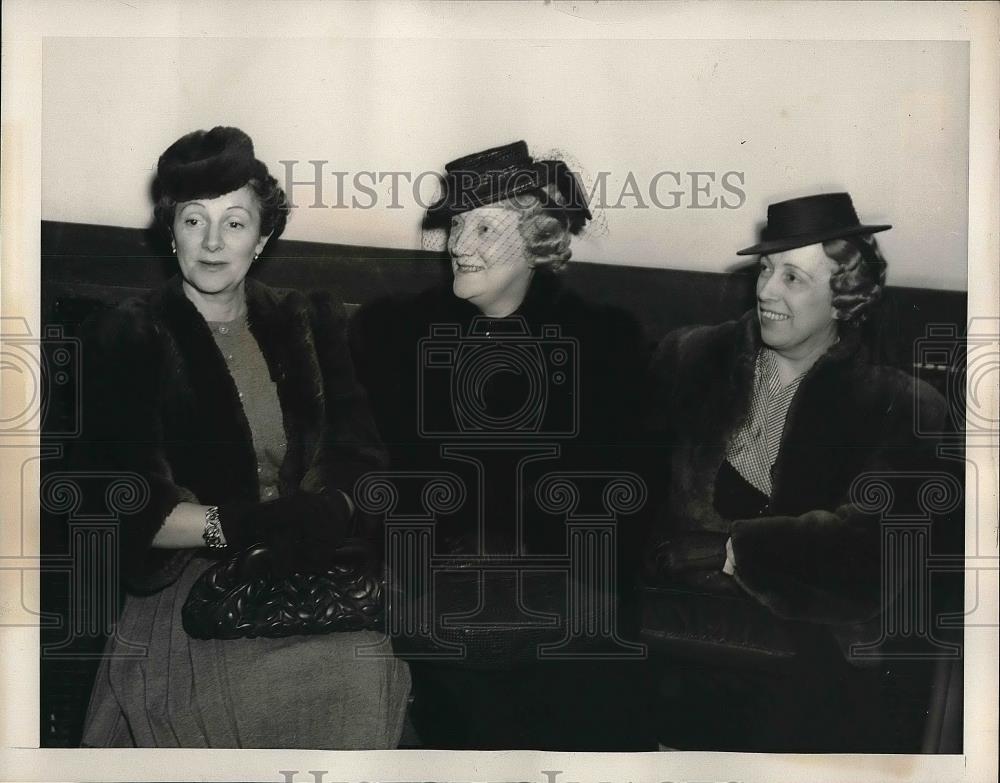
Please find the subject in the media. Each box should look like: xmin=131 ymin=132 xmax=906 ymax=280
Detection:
xmin=202 ymin=505 xmax=227 ymax=549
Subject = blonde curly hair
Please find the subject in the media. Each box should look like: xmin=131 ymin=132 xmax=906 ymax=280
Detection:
xmin=506 ymin=185 xmax=574 ymax=272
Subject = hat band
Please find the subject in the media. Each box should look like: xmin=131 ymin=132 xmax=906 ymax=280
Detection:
xmin=764 ymin=219 xmax=863 ymax=242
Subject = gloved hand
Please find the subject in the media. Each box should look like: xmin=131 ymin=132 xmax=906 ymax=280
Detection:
xmin=219 ymin=492 xmax=354 ymax=576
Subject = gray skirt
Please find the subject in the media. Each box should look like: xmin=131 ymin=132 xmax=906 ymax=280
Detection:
xmin=81 ymin=557 xmax=411 ymax=748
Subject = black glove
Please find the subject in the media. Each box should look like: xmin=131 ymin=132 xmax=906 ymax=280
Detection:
xmin=219 ymin=492 xmax=354 ymax=576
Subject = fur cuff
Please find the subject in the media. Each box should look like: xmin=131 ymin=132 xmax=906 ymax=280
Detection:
xmin=730 ymin=507 xmax=882 ymax=623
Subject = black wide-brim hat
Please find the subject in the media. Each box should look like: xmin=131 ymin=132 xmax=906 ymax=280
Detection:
xmin=154 ymin=126 xmax=268 ymax=203
xmin=737 ymin=192 xmax=891 ymax=255
xmin=425 ymin=140 xmax=592 ymax=234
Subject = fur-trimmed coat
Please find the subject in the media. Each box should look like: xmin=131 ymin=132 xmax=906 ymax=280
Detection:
xmin=645 ymin=311 xmax=958 ymax=625
xmin=78 ymin=277 xmax=387 ymax=594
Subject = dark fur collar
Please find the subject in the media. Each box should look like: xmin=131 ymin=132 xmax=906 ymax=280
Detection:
xmin=662 ymin=310 xmax=872 ymax=534
xmin=150 ymin=277 xmax=327 ymax=500
xmin=724 ymin=310 xmax=866 ymax=444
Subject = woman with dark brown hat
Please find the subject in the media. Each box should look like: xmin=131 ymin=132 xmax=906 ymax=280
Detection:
xmin=351 ymin=141 xmax=653 ymax=750
xmin=643 ymin=193 xmax=962 ymax=751
xmin=78 ymin=126 xmax=410 ymax=748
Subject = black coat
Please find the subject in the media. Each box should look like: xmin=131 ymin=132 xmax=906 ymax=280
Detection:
xmin=78 ymin=277 xmax=387 ymax=593
xmin=645 ymin=311 xmax=960 ymax=625
xmin=351 ymin=271 xmax=649 ymax=561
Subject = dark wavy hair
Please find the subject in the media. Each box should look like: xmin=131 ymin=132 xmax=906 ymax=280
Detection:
xmin=823 ymin=234 xmax=888 ymax=327
xmin=153 ymin=173 xmax=289 ymax=243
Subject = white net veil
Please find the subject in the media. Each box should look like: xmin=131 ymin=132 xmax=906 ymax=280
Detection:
xmin=420 ymin=145 xmax=606 ymax=268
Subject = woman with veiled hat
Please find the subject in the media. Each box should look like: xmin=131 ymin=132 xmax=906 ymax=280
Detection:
xmin=643 ymin=193 xmax=961 ymax=751
xmin=78 ymin=126 xmax=410 ymax=748
xmin=354 ymin=142 xmax=649 ymax=552
xmin=351 ymin=141 xmax=653 ymax=749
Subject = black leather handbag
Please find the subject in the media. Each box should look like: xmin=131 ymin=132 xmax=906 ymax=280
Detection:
xmin=182 ymin=539 xmax=385 ymax=640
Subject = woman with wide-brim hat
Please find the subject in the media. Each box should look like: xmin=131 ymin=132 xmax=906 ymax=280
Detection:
xmin=78 ymin=126 xmax=410 ymax=748
xmin=642 ymin=192 xmax=961 ymax=751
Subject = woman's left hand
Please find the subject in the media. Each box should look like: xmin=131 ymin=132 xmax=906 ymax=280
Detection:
xmin=722 ymin=537 xmax=736 ymax=575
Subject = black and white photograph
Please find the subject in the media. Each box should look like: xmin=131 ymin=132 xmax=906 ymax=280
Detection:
xmin=1 ymin=2 xmax=997 ymax=782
